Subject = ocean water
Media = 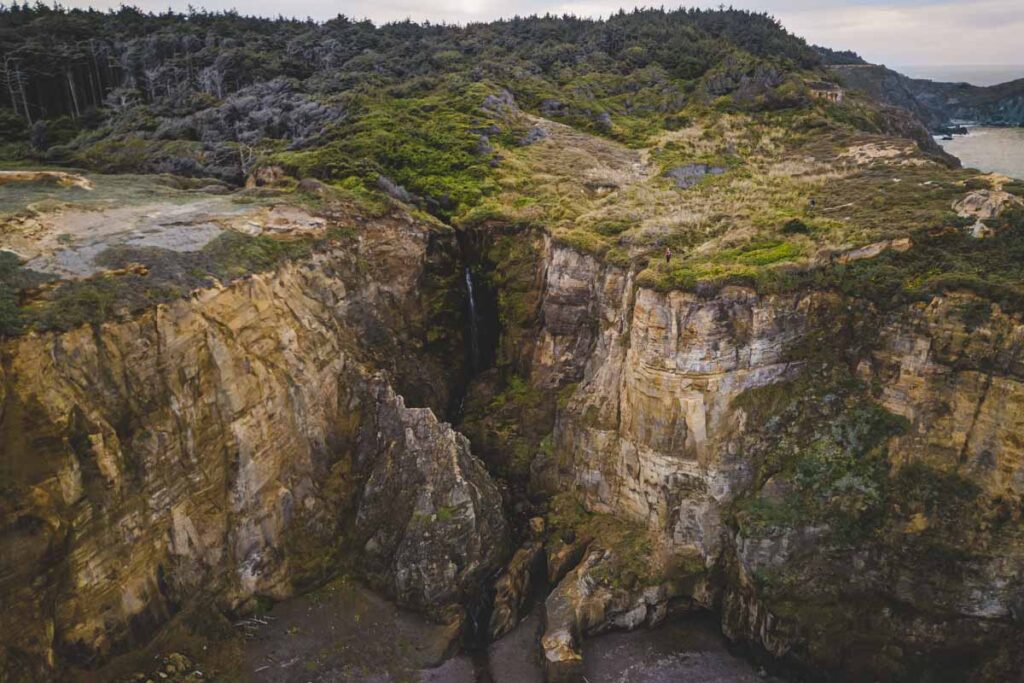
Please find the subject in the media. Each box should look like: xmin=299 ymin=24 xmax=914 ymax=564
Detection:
xmin=937 ymin=127 xmax=1024 ymax=180
xmin=896 ymin=65 xmax=1024 ymax=86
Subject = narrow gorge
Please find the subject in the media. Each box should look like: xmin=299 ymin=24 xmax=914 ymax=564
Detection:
xmin=3 ymin=194 xmax=1023 ymax=680
xmin=1 ymin=7 xmax=1023 ymax=682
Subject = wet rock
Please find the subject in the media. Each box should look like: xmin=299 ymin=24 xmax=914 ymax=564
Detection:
xmin=581 ymin=615 xmax=767 ymax=682
xmin=242 ymin=577 xmax=466 ymax=681
xmin=488 ymin=610 xmax=544 ymax=683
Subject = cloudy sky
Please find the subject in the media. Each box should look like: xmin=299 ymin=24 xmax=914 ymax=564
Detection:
xmin=62 ymin=0 xmax=1024 ymax=68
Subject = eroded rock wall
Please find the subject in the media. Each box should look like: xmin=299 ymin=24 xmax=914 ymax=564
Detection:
xmin=0 ymin=213 xmax=507 ymax=679
xmin=517 ymin=239 xmax=1024 ymax=679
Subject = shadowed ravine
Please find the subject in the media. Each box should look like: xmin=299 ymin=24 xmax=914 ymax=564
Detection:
xmin=3 ymin=7 xmax=1024 ymax=680
xmin=4 ymin=172 xmax=1024 ymax=683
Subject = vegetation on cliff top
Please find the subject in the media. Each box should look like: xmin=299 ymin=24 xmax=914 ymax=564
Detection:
xmin=3 ymin=4 xmax=1023 ymax=318
xmin=0 ymin=183 xmax=370 ymax=335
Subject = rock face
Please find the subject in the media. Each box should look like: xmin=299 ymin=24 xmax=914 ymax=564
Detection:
xmin=490 ymin=235 xmax=1024 ymax=680
xmin=0 ymin=170 xmax=93 ymax=189
xmin=356 ymin=383 xmax=508 ymax=616
xmin=541 ymin=545 xmax=706 ymax=682
xmin=488 ymin=541 xmax=543 ymax=640
xmin=0 ymin=210 xmax=507 ymax=678
xmin=4 ymin=201 xmax=1024 ymax=681
xmin=954 ymin=189 xmax=1023 ymax=238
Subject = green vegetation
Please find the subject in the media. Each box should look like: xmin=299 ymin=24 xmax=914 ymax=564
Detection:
xmin=0 ymin=252 xmax=40 ymax=336
xmin=730 ymin=353 xmax=1016 ymax=559
xmin=2 ymin=6 xmax=1021 ymax=344
xmin=545 ymin=492 xmax=706 ymax=591
xmin=272 ymin=84 xmax=509 ymax=220
xmin=734 ymin=385 xmax=909 ymax=541
xmin=71 ymin=136 xmax=206 ymax=174
xmin=460 ymin=369 xmax=551 ymax=480
xmin=199 ymin=231 xmax=317 ymax=278
xmin=8 ymin=4 xmax=1014 ymax=310
xmin=810 ymin=206 xmax=1024 ymax=314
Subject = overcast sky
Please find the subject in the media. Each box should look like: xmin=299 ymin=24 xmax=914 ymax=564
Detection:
xmin=60 ymin=0 xmax=1024 ymax=68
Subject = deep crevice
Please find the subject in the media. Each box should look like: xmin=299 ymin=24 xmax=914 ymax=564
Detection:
xmin=449 ymin=227 xmax=501 ymax=421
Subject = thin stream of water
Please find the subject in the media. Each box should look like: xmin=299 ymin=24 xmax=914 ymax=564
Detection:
xmin=465 ymin=267 xmax=482 ymax=374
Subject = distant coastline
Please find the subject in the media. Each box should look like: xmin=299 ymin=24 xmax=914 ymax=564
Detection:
xmin=895 ymin=65 xmax=1024 ymax=87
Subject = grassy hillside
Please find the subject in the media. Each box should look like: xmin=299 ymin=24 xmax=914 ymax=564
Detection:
xmin=2 ymin=6 xmax=1022 ymax=327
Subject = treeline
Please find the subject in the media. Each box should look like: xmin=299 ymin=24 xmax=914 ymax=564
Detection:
xmin=814 ymin=45 xmax=868 ymax=66
xmin=0 ymin=4 xmax=834 ymax=201
xmin=0 ymin=4 xmax=820 ymax=126
xmin=0 ymin=4 xmax=315 ymax=126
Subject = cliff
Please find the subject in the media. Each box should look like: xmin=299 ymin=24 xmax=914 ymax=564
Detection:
xmin=3 ymin=40 xmax=1024 ymax=677
xmin=2 ymin=179 xmax=1023 ymax=680
xmin=461 ymin=229 xmax=1024 ymax=681
xmin=0 ymin=209 xmax=508 ymax=679
xmin=832 ymin=64 xmax=1024 ymax=128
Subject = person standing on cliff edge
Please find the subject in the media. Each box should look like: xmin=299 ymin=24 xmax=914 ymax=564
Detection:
xmin=665 ymin=246 xmax=672 ymax=264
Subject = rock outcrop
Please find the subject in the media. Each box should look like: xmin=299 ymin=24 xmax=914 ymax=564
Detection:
xmin=0 ymin=170 xmax=93 ymax=190
xmin=832 ymin=64 xmax=1024 ymax=128
xmin=476 ymin=233 xmax=1024 ymax=680
xmin=356 ymin=383 xmax=508 ymax=617
xmin=0 ymin=209 xmax=507 ymax=678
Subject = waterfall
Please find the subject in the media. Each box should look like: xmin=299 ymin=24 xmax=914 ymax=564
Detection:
xmin=465 ymin=267 xmax=481 ymax=374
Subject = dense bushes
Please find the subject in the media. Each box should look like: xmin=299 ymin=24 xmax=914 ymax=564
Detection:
xmin=1 ymin=5 xmax=825 ymax=206
xmin=272 ymin=84 xmax=505 ymax=219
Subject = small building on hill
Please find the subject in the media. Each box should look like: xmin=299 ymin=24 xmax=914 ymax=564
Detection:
xmin=807 ymin=81 xmax=844 ymax=103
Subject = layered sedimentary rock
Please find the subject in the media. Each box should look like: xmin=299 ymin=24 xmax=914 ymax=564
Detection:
xmin=4 ymin=199 xmax=1023 ymax=681
xmin=0 ymin=211 xmax=507 ymax=679
xmin=504 ymin=236 xmax=1024 ymax=679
